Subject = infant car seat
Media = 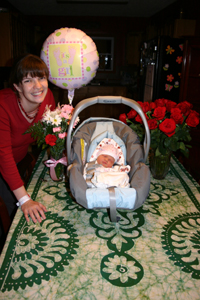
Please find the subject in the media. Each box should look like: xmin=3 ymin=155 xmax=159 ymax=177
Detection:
xmin=66 ymin=96 xmax=150 ymax=222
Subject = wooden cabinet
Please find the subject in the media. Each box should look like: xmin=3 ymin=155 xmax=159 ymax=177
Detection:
xmin=126 ymin=33 xmax=143 ymax=66
xmin=180 ymin=37 xmax=200 ymax=113
xmin=173 ymin=19 xmax=196 ymax=39
xmin=0 ymin=13 xmax=12 ymax=66
xmin=51 ymin=85 xmax=128 ymax=121
xmin=178 ymin=36 xmax=200 ymax=183
xmin=0 ymin=12 xmax=31 ymax=66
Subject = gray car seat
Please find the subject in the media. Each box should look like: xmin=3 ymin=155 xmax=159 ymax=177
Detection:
xmin=66 ymin=96 xmax=151 ymax=222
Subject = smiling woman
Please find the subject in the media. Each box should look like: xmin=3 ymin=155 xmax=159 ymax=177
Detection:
xmin=0 ymin=54 xmax=56 ymax=226
xmin=14 ymin=76 xmax=48 ymax=113
xmin=11 ymin=54 xmax=49 ymax=115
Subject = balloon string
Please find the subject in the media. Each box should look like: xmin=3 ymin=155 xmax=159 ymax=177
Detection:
xmin=68 ymin=89 xmax=75 ymax=105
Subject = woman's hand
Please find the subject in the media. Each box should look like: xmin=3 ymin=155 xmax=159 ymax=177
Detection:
xmin=21 ymin=199 xmax=47 ymax=223
xmin=13 ymin=186 xmax=47 ymax=223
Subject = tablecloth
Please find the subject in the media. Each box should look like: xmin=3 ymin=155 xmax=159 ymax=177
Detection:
xmin=0 ymin=150 xmax=200 ymax=299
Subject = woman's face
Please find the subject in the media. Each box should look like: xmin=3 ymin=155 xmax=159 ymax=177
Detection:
xmin=97 ymin=154 xmax=115 ymax=168
xmin=14 ymin=73 xmax=48 ymax=107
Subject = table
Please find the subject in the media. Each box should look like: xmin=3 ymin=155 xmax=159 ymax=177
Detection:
xmin=0 ymin=150 xmax=200 ymax=300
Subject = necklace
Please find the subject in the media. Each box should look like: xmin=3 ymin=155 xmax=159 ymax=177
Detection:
xmin=18 ymin=98 xmax=41 ymax=120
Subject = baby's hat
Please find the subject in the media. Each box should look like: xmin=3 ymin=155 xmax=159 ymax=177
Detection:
xmin=97 ymin=144 xmax=118 ymax=162
xmin=90 ymin=138 xmax=124 ymax=165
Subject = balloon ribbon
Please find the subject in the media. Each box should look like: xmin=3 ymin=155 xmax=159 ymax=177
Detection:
xmin=68 ymin=89 xmax=75 ymax=105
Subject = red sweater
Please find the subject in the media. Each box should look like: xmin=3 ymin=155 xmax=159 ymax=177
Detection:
xmin=0 ymin=88 xmax=56 ymax=191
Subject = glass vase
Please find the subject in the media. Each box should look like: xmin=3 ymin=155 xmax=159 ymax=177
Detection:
xmin=48 ymin=149 xmax=66 ymax=181
xmin=149 ymin=149 xmax=172 ymax=180
xmin=54 ymin=161 xmax=65 ymax=181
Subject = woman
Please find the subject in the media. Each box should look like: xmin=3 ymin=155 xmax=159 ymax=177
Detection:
xmin=0 ymin=54 xmax=56 ymax=224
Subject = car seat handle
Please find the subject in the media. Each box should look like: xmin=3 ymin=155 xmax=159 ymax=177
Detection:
xmin=67 ymin=96 xmax=150 ymax=163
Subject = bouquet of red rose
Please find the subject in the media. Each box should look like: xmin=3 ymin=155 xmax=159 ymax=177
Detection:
xmin=119 ymin=99 xmax=199 ymax=157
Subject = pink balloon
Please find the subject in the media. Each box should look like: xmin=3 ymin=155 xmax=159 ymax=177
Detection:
xmin=40 ymin=27 xmax=99 ymax=92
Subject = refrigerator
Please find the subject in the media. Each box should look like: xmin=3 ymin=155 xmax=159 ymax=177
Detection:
xmin=140 ymin=36 xmax=184 ymax=103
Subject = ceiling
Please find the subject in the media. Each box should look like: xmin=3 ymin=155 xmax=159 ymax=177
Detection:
xmin=4 ymin=0 xmax=178 ymax=17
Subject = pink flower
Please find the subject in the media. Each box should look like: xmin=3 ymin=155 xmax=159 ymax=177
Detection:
xmin=61 ymin=105 xmax=74 ymax=119
xmin=61 ymin=112 xmax=70 ymax=119
xmin=73 ymin=117 xmax=80 ymax=128
xmin=58 ymin=132 xmax=67 ymax=139
xmin=53 ymin=126 xmax=61 ymax=132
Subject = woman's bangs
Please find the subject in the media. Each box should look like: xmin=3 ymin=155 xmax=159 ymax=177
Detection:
xmin=21 ymin=57 xmax=49 ymax=81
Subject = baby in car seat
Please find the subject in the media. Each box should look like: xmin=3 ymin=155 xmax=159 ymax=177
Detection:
xmin=83 ymin=138 xmax=131 ymax=189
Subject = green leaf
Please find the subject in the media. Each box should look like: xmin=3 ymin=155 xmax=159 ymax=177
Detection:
xmin=180 ymin=147 xmax=189 ymax=158
xmin=166 ymin=136 xmax=179 ymax=152
xmin=180 ymin=142 xmax=186 ymax=151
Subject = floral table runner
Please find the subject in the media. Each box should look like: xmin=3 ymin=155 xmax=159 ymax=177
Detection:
xmin=0 ymin=151 xmax=200 ymax=300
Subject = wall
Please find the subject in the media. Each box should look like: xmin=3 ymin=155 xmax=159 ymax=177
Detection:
xmin=1 ymin=0 xmax=199 ymax=88
xmin=25 ymin=15 xmax=149 ymax=85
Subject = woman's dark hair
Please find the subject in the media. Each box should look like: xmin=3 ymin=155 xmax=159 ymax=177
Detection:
xmin=9 ymin=54 xmax=49 ymax=87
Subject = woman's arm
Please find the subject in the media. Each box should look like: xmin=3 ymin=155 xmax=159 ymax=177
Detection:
xmin=13 ymin=185 xmax=47 ymax=223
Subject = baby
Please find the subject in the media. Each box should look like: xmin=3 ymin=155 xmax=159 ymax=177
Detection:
xmin=83 ymin=139 xmax=130 ymax=189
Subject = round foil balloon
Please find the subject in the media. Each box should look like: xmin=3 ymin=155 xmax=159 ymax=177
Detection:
xmin=40 ymin=27 xmax=99 ymax=103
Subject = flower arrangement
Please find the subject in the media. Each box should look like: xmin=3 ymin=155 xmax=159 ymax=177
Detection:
xmin=119 ymin=99 xmax=199 ymax=158
xmin=25 ymin=104 xmax=79 ymax=180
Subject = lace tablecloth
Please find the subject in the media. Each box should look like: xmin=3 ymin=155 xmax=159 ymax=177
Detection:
xmin=0 ymin=151 xmax=200 ymax=299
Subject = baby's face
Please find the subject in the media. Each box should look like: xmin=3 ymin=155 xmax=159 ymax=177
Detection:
xmin=97 ymin=154 xmax=115 ymax=168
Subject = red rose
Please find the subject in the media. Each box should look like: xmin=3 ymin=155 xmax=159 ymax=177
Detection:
xmin=135 ymin=113 xmax=149 ymax=124
xmin=186 ymin=112 xmax=200 ymax=127
xmin=177 ymin=101 xmax=193 ymax=116
xmin=137 ymin=101 xmax=144 ymax=108
xmin=148 ymin=119 xmax=158 ymax=130
xmin=45 ymin=134 xmax=57 ymax=146
xmin=165 ymin=100 xmax=177 ymax=112
xmin=152 ymin=107 xmax=166 ymax=120
xmin=143 ymin=102 xmax=150 ymax=113
xmin=135 ymin=114 xmax=142 ymax=123
xmin=119 ymin=113 xmax=127 ymax=124
xmin=159 ymin=118 xmax=176 ymax=137
xmin=170 ymin=108 xmax=184 ymax=124
xmin=155 ymin=98 xmax=166 ymax=107
xmin=136 ymin=101 xmax=149 ymax=113
xmin=189 ymin=110 xmax=200 ymax=118
xmin=150 ymin=102 xmax=156 ymax=110
xmin=137 ymin=101 xmax=145 ymax=112
xmin=127 ymin=109 xmax=137 ymax=119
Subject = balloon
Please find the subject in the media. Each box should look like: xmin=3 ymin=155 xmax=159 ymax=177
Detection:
xmin=40 ymin=27 xmax=99 ymax=103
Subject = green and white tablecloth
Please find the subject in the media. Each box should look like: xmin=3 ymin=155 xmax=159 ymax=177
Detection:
xmin=0 ymin=151 xmax=200 ymax=300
